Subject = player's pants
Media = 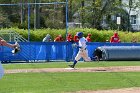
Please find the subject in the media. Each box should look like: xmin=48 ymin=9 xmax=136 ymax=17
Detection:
xmin=0 ymin=62 xmax=4 ymax=79
xmin=75 ymin=48 xmax=91 ymax=61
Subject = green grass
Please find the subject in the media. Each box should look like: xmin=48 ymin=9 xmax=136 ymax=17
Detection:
xmin=1 ymin=72 xmax=140 ymax=93
xmin=1 ymin=61 xmax=140 ymax=93
xmin=3 ymin=61 xmax=140 ymax=69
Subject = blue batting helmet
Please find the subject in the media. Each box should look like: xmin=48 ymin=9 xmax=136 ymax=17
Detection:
xmin=76 ymin=32 xmax=83 ymax=38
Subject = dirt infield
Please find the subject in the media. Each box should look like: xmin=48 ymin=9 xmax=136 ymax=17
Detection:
xmin=74 ymin=87 xmax=140 ymax=93
xmin=4 ymin=66 xmax=140 ymax=93
xmin=4 ymin=66 xmax=140 ymax=74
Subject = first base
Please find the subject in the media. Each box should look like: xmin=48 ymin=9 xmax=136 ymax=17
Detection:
xmin=65 ymin=68 xmax=76 ymax=70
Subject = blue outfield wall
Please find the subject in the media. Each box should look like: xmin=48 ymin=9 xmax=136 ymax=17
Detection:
xmin=0 ymin=42 xmax=140 ymax=62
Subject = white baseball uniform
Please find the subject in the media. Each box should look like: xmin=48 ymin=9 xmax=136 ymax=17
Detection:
xmin=75 ymin=37 xmax=91 ymax=61
xmin=0 ymin=62 xmax=4 ymax=79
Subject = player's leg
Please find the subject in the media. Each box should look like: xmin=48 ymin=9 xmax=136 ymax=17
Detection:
xmin=0 ymin=62 xmax=4 ymax=79
xmin=69 ymin=51 xmax=82 ymax=68
xmin=82 ymin=50 xmax=91 ymax=61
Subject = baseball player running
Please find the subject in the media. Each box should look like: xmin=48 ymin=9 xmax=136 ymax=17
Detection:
xmin=69 ymin=32 xmax=91 ymax=68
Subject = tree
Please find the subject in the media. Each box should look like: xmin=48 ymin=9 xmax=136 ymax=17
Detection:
xmin=122 ymin=0 xmax=140 ymax=31
xmin=34 ymin=0 xmax=40 ymax=29
xmin=77 ymin=0 xmax=130 ymax=30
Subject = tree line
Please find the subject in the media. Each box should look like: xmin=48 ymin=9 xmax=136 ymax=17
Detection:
xmin=0 ymin=0 xmax=140 ymax=31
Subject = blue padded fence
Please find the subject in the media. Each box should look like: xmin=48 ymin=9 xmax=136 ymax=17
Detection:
xmin=0 ymin=42 xmax=140 ymax=62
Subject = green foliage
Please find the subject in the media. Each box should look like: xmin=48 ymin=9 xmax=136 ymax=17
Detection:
xmin=4 ymin=28 xmax=140 ymax=42
xmin=0 ymin=0 xmax=140 ymax=31
xmin=45 ymin=19 xmax=64 ymax=29
xmin=0 ymin=13 xmax=12 ymax=28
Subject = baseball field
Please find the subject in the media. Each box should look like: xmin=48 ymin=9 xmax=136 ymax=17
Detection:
xmin=1 ymin=61 xmax=140 ymax=93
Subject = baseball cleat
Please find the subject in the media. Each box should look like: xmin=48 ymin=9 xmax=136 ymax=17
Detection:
xmin=95 ymin=56 xmax=99 ymax=61
xmin=68 ymin=65 xmax=74 ymax=68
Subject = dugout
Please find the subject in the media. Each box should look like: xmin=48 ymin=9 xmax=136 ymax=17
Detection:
xmin=94 ymin=46 xmax=140 ymax=61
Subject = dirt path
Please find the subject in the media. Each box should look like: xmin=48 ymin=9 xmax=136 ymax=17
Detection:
xmin=4 ymin=66 xmax=140 ymax=93
xmin=5 ymin=66 xmax=140 ymax=74
xmin=74 ymin=87 xmax=140 ymax=93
